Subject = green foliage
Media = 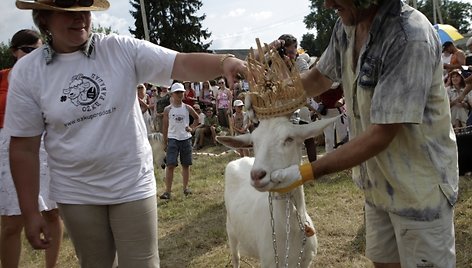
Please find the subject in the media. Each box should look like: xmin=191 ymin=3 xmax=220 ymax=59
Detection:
xmin=303 ymin=0 xmax=338 ymax=57
xmin=300 ymin=33 xmax=317 ymax=57
xmin=129 ymin=0 xmax=211 ymax=52
xmin=92 ymin=24 xmax=119 ymax=35
xmin=417 ymin=0 xmax=472 ymax=33
xmin=0 ymin=42 xmax=15 ymax=70
xmin=303 ymin=0 xmax=472 ymax=57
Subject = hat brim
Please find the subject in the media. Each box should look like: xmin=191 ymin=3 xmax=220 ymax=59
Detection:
xmin=171 ymin=90 xmax=185 ymax=93
xmin=16 ymin=0 xmax=110 ymax=11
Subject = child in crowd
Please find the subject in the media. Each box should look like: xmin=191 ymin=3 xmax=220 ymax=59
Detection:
xmin=194 ymin=107 xmax=220 ymax=150
xmin=161 ymin=83 xmax=200 ymax=200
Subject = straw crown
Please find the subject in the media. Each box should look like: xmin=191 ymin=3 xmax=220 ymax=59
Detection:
xmin=246 ymin=38 xmax=306 ymax=119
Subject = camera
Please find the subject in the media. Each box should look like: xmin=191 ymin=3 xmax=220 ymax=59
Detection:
xmin=278 ymin=46 xmax=286 ymax=58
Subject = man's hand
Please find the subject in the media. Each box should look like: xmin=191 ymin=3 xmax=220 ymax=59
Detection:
xmin=270 ymin=163 xmax=314 ymax=193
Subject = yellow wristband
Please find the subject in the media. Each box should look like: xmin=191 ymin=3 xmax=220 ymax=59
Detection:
xmin=299 ymin=162 xmax=315 ymax=183
xmin=220 ymin=54 xmax=235 ymax=70
xmin=270 ymin=163 xmax=315 ymax=193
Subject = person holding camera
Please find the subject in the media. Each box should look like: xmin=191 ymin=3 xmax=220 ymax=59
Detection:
xmin=317 ymin=83 xmax=349 ymax=153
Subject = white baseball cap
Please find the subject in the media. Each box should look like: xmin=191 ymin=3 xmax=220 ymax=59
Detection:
xmin=170 ymin=83 xmax=185 ymax=93
xmin=233 ymin=99 xmax=244 ymax=106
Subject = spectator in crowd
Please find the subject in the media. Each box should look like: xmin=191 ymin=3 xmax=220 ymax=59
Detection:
xmin=209 ymin=79 xmax=219 ymax=99
xmin=193 ymin=81 xmax=201 ymax=100
xmin=269 ymin=1 xmax=458 ymax=267
xmin=149 ymin=86 xmax=158 ymax=131
xmin=161 ymin=83 xmax=200 ymax=200
xmin=191 ymin=103 xmax=205 ymax=148
xmin=183 ymin=81 xmax=197 ymax=107
xmin=454 ymin=36 xmax=472 ymax=125
xmin=445 ymin=69 xmax=469 ymax=128
xmin=231 ymin=99 xmax=250 ymax=157
xmin=215 ymin=78 xmax=232 ymax=128
xmin=4 ymin=1 xmax=246 ymax=267
xmin=194 ymin=107 xmax=220 ymax=150
xmin=154 ymin=85 xmax=171 ymax=133
xmin=199 ymin=80 xmax=214 ymax=110
xmin=137 ymin=83 xmax=153 ymax=134
xmin=1 ymin=28 xmax=63 ymax=268
xmin=442 ymin=41 xmax=465 ymax=73
xmin=317 ymin=83 xmax=349 ymax=152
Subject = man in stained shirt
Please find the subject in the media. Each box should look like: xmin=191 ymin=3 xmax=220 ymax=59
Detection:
xmin=269 ymin=1 xmax=458 ymax=267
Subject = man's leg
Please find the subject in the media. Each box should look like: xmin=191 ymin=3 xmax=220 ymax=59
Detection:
xmin=364 ymin=203 xmax=401 ymax=268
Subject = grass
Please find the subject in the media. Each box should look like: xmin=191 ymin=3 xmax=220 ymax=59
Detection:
xmin=15 ymin=144 xmax=472 ymax=267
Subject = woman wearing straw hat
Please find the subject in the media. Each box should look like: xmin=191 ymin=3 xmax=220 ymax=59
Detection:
xmin=4 ymin=1 xmax=246 ymax=267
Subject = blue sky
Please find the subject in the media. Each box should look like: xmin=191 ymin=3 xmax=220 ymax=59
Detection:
xmin=1 ymin=0 xmax=471 ymax=49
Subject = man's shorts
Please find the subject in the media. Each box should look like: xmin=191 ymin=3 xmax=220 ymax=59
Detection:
xmin=166 ymin=138 xmax=192 ymax=166
xmin=365 ymin=200 xmax=455 ymax=267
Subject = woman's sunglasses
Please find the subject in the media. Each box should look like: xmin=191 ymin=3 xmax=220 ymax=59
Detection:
xmin=54 ymin=0 xmax=94 ymax=8
xmin=18 ymin=47 xmax=36 ymax=54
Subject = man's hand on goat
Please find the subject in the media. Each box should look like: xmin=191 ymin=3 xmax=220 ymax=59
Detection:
xmin=270 ymin=163 xmax=315 ymax=193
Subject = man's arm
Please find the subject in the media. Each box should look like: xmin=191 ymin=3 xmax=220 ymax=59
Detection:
xmin=10 ymin=135 xmax=51 ymax=249
xmin=271 ymin=123 xmax=401 ymax=193
xmin=444 ymin=50 xmax=466 ymax=71
xmin=300 ymin=67 xmax=335 ymax=97
xmin=314 ymin=123 xmax=401 ymax=177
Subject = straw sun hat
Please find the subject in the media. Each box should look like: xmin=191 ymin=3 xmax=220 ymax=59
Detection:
xmin=16 ymin=0 xmax=109 ymax=12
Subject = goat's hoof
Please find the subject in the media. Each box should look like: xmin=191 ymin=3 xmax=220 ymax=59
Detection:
xmin=304 ymin=224 xmax=316 ymax=237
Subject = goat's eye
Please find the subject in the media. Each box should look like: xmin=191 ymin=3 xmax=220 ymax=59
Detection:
xmin=283 ymin=137 xmax=294 ymax=145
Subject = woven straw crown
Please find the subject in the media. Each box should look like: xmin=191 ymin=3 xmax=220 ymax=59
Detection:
xmin=245 ymin=39 xmax=306 ymax=119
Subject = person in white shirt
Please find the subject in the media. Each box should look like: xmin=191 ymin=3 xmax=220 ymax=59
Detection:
xmin=5 ymin=1 xmax=246 ymax=267
xmin=161 ymin=83 xmax=199 ymax=200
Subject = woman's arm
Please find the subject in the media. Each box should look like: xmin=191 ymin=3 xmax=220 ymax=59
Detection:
xmin=10 ymin=135 xmax=52 ymax=249
xmin=172 ymin=53 xmax=246 ymax=87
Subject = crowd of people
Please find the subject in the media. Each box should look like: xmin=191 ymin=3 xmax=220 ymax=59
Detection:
xmin=443 ymin=38 xmax=472 ymax=129
xmin=0 ymin=0 xmax=469 ymax=267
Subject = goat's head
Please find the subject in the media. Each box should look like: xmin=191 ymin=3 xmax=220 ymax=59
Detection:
xmin=217 ymin=116 xmax=337 ymax=191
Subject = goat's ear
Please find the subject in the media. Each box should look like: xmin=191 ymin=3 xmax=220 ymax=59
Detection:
xmin=298 ymin=116 xmax=341 ymax=140
xmin=216 ymin=134 xmax=253 ymax=149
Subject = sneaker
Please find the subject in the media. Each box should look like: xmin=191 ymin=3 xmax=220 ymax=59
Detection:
xmin=183 ymin=188 xmax=192 ymax=196
xmin=159 ymin=192 xmax=171 ymax=200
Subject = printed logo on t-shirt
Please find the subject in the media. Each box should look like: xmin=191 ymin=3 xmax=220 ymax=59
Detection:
xmin=172 ymin=113 xmax=185 ymax=123
xmin=60 ymin=73 xmax=106 ymax=112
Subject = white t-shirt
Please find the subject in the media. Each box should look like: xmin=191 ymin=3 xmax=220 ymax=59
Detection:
xmin=167 ymin=104 xmax=192 ymax=141
xmin=4 ymin=33 xmax=177 ymax=204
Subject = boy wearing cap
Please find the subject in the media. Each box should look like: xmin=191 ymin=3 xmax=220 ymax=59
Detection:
xmin=161 ymin=83 xmax=200 ymax=200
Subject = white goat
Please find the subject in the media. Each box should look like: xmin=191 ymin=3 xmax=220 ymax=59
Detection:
xmin=148 ymin=132 xmax=166 ymax=170
xmin=217 ymin=116 xmax=337 ymax=268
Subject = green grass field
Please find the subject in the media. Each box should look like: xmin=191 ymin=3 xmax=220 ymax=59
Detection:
xmin=15 ymin=145 xmax=472 ymax=267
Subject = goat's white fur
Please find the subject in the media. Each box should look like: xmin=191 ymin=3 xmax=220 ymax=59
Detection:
xmin=218 ymin=116 xmax=338 ymax=267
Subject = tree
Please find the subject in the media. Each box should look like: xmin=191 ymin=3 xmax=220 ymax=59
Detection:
xmin=417 ymin=0 xmax=472 ymax=33
xmin=0 ymin=43 xmax=15 ymax=70
xmin=303 ymin=0 xmax=338 ymax=57
xmin=300 ymin=33 xmax=317 ymax=57
xmin=303 ymin=0 xmax=472 ymax=57
xmin=129 ymin=0 xmax=211 ymax=52
xmin=92 ymin=24 xmax=119 ymax=35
